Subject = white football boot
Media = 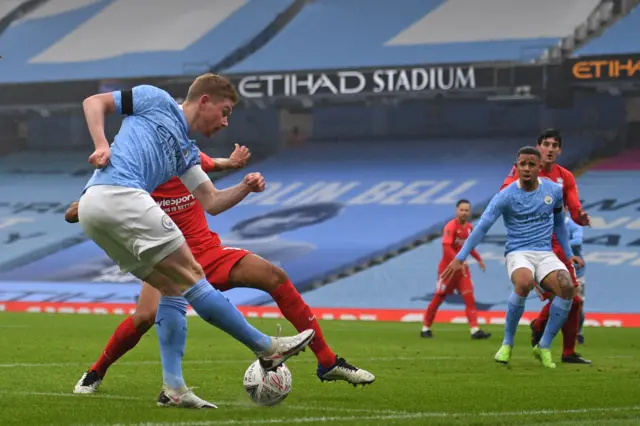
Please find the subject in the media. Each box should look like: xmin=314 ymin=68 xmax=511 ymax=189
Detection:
xmin=157 ymin=387 xmax=217 ymax=409
xmin=73 ymin=370 xmax=103 ymax=394
xmin=317 ymin=357 xmax=376 ymax=386
xmin=257 ymin=325 xmax=315 ymax=370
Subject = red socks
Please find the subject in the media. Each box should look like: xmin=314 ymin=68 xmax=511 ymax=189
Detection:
xmin=270 ymin=280 xmax=336 ymax=368
xmin=562 ymin=298 xmax=582 ymax=357
xmin=90 ymin=316 xmax=146 ymax=377
xmin=423 ymin=293 xmax=446 ymax=328
xmin=461 ymin=292 xmax=478 ymax=328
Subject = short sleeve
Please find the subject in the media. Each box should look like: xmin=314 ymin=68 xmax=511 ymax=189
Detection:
xmin=112 ymin=85 xmax=170 ymax=116
xmin=553 ymin=184 xmax=564 ymax=211
xmin=480 ymin=191 xmax=505 ymax=223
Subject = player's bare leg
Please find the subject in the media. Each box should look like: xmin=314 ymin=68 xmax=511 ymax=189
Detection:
xmin=74 ymin=283 xmax=160 ymax=394
xmin=495 ymin=268 xmax=534 ymax=365
xmin=532 ymin=269 xmax=576 ymax=368
xmin=227 ymin=253 xmax=375 ymax=386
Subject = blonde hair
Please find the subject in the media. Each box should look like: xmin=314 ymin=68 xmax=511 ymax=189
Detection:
xmin=186 ymin=73 xmax=239 ymax=104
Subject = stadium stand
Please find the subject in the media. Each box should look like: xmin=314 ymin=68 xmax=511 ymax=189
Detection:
xmin=300 ymin=149 xmax=640 ymax=315
xmin=0 ymin=0 xmax=295 ymax=83
xmin=0 ymin=136 xmax=602 ymax=306
xmin=228 ymin=0 xmax=602 ymax=73
xmin=572 ymin=5 xmax=640 ymax=56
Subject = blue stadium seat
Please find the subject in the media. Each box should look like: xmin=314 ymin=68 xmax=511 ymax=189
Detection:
xmin=228 ymin=0 xmax=601 ymax=73
xmin=0 ymin=0 xmax=294 ymax=83
xmin=0 ymin=137 xmax=599 ymax=306
xmin=301 ymin=152 xmax=640 ymax=315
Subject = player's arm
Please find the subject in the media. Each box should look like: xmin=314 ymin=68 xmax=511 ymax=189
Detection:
xmin=179 ymin=166 xmax=264 ymax=216
xmin=206 ymin=144 xmax=251 ymax=171
xmin=456 ymin=195 xmax=503 ymax=262
xmin=441 ymin=222 xmax=458 ymax=259
xmin=567 ymin=218 xmax=583 ymax=247
xmin=553 ymin=195 xmax=574 ymax=260
xmin=83 ymin=93 xmax=116 ymax=167
xmin=564 ymin=172 xmax=590 ymax=226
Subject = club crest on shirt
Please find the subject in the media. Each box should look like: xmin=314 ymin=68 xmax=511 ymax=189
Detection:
xmin=161 ymin=214 xmax=176 ymax=230
xmin=544 ymin=195 xmax=553 ymax=205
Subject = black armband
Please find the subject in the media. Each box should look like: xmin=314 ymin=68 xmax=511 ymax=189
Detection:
xmin=121 ymin=90 xmax=133 ymax=115
xmin=553 ymin=207 xmax=562 ymax=214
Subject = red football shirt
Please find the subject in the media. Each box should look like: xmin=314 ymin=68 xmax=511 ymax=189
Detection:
xmin=500 ymin=163 xmax=584 ymax=261
xmin=439 ymin=218 xmax=482 ymax=272
xmin=151 ymin=152 xmax=221 ymax=253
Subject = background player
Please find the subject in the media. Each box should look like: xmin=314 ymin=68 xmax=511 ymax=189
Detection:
xmin=421 ymin=199 xmax=491 ymax=340
xmin=501 ymin=129 xmax=591 ymax=364
xmin=565 ymin=212 xmax=587 ymax=344
xmin=443 ymin=146 xmax=584 ymax=368
xmin=78 ymin=75 xmax=314 ymax=408
xmin=69 ymin=149 xmax=374 ymax=394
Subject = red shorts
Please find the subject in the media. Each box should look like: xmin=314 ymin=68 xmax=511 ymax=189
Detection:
xmin=435 ymin=269 xmax=474 ymax=296
xmin=193 ymin=245 xmax=251 ymax=292
xmin=537 ymin=248 xmax=579 ymax=301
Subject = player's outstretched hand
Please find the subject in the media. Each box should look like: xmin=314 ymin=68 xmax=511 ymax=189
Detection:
xmin=569 ymin=256 xmax=584 ymax=269
xmin=64 ymin=201 xmax=80 ymax=223
xmin=577 ymin=210 xmax=591 ymax=227
xmin=89 ymin=147 xmax=111 ymax=168
xmin=230 ymin=143 xmax=251 ymax=169
xmin=440 ymin=258 xmax=465 ymax=282
xmin=244 ymin=172 xmax=266 ymax=192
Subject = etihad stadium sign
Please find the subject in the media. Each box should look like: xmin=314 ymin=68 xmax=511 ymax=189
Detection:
xmin=236 ymin=66 xmax=478 ymax=98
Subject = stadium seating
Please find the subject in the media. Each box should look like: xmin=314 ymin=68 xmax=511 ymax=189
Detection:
xmin=0 ymin=137 xmax=600 ymax=306
xmin=228 ymin=0 xmax=601 ymax=73
xmin=573 ymin=6 xmax=640 ymax=56
xmin=301 ymin=149 xmax=640 ymax=315
xmin=0 ymin=151 xmax=91 ymax=271
xmin=0 ymin=0 xmax=295 ymax=83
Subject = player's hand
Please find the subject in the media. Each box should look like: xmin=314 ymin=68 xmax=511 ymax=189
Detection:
xmin=229 ymin=143 xmax=251 ymax=169
xmin=576 ymin=210 xmax=591 ymax=227
xmin=88 ymin=147 xmax=111 ymax=168
xmin=64 ymin=201 xmax=80 ymax=223
xmin=243 ymin=172 xmax=265 ymax=192
xmin=440 ymin=259 xmax=465 ymax=282
xmin=569 ymin=256 xmax=584 ymax=269
xmin=478 ymin=260 xmax=486 ymax=272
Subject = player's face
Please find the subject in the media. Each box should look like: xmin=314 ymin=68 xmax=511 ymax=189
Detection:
xmin=537 ymin=137 xmax=562 ymax=164
xmin=515 ymin=154 xmax=541 ymax=183
xmin=198 ymin=96 xmax=234 ymax=137
xmin=456 ymin=202 xmax=470 ymax=222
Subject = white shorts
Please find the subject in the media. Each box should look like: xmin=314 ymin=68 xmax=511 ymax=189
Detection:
xmin=505 ymin=251 xmax=568 ymax=289
xmin=78 ymin=185 xmax=185 ymax=279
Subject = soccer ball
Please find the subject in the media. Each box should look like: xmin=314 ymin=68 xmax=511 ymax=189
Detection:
xmin=243 ymin=360 xmax=292 ymax=406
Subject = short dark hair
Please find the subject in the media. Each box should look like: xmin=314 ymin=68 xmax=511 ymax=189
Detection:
xmin=517 ymin=146 xmax=542 ymax=159
xmin=456 ymin=199 xmax=470 ymax=207
xmin=537 ymin=128 xmax=562 ymax=147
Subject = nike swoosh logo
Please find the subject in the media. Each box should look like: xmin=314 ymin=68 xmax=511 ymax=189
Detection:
xmin=308 ymin=316 xmax=316 ymax=321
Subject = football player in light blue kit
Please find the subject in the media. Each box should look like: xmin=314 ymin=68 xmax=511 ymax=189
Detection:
xmin=441 ymin=146 xmax=584 ymax=368
xmin=78 ymin=74 xmax=314 ymax=408
xmin=565 ymin=213 xmax=587 ymax=343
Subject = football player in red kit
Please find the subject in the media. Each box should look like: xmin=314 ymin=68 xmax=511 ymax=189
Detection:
xmin=421 ymin=199 xmax=492 ymax=339
xmin=69 ymin=145 xmax=375 ymax=394
xmin=500 ymin=129 xmax=591 ymax=364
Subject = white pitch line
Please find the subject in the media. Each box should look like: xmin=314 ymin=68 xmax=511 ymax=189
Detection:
xmin=0 ymin=354 xmax=634 ymax=369
xmin=1 ymin=391 xmax=405 ymax=415
xmin=88 ymin=405 xmax=640 ymax=426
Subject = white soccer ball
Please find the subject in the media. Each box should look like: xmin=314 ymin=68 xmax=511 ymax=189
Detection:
xmin=243 ymin=360 xmax=292 ymax=406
